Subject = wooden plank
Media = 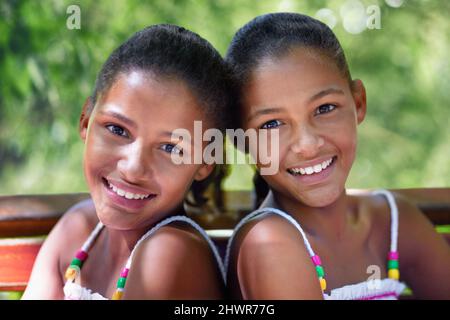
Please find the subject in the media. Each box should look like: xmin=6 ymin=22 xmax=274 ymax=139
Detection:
xmin=0 ymin=189 xmax=448 ymax=292
xmin=0 ymin=238 xmax=43 ymax=291
xmin=0 ymin=193 xmax=90 ymax=237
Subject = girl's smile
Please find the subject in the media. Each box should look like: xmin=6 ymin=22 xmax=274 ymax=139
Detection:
xmin=243 ymin=48 xmax=366 ymax=207
xmin=79 ymin=71 xmax=214 ymax=230
xmin=286 ymin=155 xmax=337 ymax=186
xmin=102 ymin=177 xmax=157 ymax=212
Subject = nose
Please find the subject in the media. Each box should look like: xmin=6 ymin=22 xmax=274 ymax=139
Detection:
xmin=290 ymin=124 xmax=324 ymax=158
xmin=117 ymin=142 xmax=153 ymax=184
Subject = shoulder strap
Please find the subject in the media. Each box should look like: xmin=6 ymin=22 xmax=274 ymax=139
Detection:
xmin=124 ymin=215 xmax=226 ymax=283
xmin=372 ymin=190 xmax=399 ymax=253
xmin=81 ymin=222 xmax=104 ymax=252
xmin=224 ymin=207 xmax=317 ymax=283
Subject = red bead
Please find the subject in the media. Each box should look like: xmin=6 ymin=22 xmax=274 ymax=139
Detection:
xmin=388 ymin=251 xmax=398 ymax=260
xmin=75 ymin=250 xmax=88 ymax=261
xmin=311 ymin=255 xmax=322 ymax=266
xmin=120 ymin=268 xmax=129 ymax=278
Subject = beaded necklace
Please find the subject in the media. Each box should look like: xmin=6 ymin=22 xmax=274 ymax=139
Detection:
xmin=64 ymin=215 xmax=227 ymax=300
xmin=63 ymin=222 xmax=128 ymax=300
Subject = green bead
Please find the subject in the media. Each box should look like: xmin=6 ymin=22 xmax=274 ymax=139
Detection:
xmin=117 ymin=277 xmax=127 ymax=289
xmin=70 ymin=258 xmax=83 ymax=268
xmin=315 ymin=265 xmax=325 ymax=278
xmin=388 ymin=259 xmax=399 ymax=269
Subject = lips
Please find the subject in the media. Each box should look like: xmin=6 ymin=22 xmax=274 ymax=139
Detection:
xmin=285 ymin=156 xmax=337 ymax=186
xmin=287 ymin=156 xmax=337 ymax=176
xmin=102 ymin=177 xmax=156 ymax=211
xmin=107 ymin=181 xmax=152 ymax=200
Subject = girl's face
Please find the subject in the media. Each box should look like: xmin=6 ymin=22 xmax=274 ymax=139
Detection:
xmin=79 ymin=71 xmax=213 ymax=230
xmin=242 ymin=48 xmax=366 ymax=207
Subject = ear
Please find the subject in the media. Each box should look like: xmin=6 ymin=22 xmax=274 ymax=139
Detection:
xmin=194 ymin=163 xmax=215 ymax=181
xmin=351 ymin=79 xmax=367 ymax=124
xmin=79 ymin=97 xmax=93 ymax=142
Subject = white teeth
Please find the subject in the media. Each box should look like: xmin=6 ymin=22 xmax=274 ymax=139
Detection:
xmin=108 ymin=182 xmax=150 ymax=200
xmin=289 ymin=157 xmax=334 ymax=176
xmin=305 ymin=167 xmax=314 ymax=175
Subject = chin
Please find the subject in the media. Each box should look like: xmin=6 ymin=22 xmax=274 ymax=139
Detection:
xmin=297 ymin=186 xmax=343 ymax=208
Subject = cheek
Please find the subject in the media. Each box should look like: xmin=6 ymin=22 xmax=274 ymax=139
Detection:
xmin=83 ymin=132 xmax=117 ymax=182
xmin=250 ymin=129 xmax=288 ymax=171
xmin=337 ymin=124 xmax=358 ymax=164
xmin=159 ymin=164 xmax=197 ymax=191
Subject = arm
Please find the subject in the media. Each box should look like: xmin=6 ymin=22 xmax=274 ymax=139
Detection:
xmin=21 ymin=215 xmax=68 ymax=299
xmin=396 ymin=194 xmax=450 ymax=299
xmin=22 ymin=199 xmax=96 ymax=300
xmin=123 ymin=224 xmax=224 ymax=299
xmin=229 ymin=215 xmax=323 ymax=299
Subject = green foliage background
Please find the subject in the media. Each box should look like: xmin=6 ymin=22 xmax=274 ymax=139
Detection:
xmin=0 ymin=0 xmax=449 ymax=195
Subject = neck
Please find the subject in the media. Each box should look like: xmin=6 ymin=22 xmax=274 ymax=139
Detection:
xmin=272 ymin=189 xmax=356 ymax=242
xmin=98 ymin=203 xmax=187 ymax=267
xmin=101 ymin=227 xmax=147 ymax=268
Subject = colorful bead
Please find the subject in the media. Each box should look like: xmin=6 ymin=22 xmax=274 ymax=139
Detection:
xmin=319 ymin=277 xmax=327 ymax=291
xmin=311 ymin=255 xmax=322 ymax=266
xmin=388 ymin=251 xmax=399 ymax=260
xmin=70 ymin=257 xmax=83 ymax=268
xmin=112 ymin=289 xmax=123 ymax=300
xmin=388 ymin=268 xmax=400 ymax=280
xmin=388 ymin=259 xmax=399 ymax=269
xmin=75 ymin=250 xmax=88 ymax=261
xmin=117 ymin=277 xmax=127 ymax=289
xmin=64 ymin=267 xmax=78 ymax=281
xmin=315 ymin=265 xmax=325 ymax=278
xmin=120 ymin=268 xmax=129 ymax=278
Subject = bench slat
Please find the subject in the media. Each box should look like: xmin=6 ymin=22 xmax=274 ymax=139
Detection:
xmin=0 ymin=238 xmax=44 ymax=292
xmin=0 ymin=189 xmax=449 ymax=293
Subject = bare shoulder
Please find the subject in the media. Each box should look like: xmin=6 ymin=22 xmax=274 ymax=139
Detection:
xmin=124 ymin=220 xmax=224 ymax=299
xmin=229 ymin=213 xmax=323 ymax=299
xmin=43 ymin=198 xmax=99 ymax=276
xmin=390 ymin=192 xmax=448 ymax=263
xmin=52 ymin=198 xmax=98 ymax=247
xmin=233 ymin=213 xmax=308 ymax=253
xmin=383 ymin=192 xmax=450 ymax=298
xmin=22 ymin=198 xmax=98 ymax=299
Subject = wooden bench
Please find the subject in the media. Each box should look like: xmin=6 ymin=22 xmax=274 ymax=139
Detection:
xmin=1 ymin=188 xmax=449 ymax=294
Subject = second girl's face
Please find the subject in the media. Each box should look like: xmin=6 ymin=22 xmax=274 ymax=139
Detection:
xmin=80 ymin=71 xmax=213 ymax=230
xmin=243 ymin=48 xmax=366 ymax=207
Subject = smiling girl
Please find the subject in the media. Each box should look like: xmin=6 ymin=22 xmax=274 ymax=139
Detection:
xmin=224 ymin=13 xmax=450 ymax=299
xmin=22 ymin=24 xmax=235 ymax=299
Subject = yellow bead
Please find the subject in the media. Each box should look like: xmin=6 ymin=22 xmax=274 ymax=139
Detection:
xmin=388 ymin=268 xmax=400 ymax=280
xmin=112 ymin=290 xmax=123 ymax=300
xmin=64 ymin=267 xmax=78 ymax=281
xmin=319 ymin=277 xmax=327 ymax=291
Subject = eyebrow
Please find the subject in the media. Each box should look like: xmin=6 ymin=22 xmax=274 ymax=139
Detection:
xmin=247 ymin=107 xmax=284 ymax=122
xmin=163 ymin=130 xmax=193 ymax=144
xmin=308 ymin=87 xmax=345 ymax=103
xmin=247 ymin=87 xmax=345 ymax=122
xmin=99 ymin=110 xmax=136 ymax=129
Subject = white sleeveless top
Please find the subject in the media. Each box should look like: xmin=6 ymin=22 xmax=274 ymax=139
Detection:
xmin=63 ymin=215 xmax=225 ymax=300
xmin=224 ymin=190 xmax=406 ymax=300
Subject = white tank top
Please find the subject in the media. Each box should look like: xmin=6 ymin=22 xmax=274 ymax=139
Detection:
xmin=64 ymin=215 xmax=225 ymax=300
xmin=224 ymin=190 xmax=406 ymax=300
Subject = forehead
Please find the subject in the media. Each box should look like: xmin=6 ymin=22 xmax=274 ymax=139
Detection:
xmin=95 ymin=71 xmax=208 ymax=129
xmin=244 ymin=48 xmax=350 ymax=109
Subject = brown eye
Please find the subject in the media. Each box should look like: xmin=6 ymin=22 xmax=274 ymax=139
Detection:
xmin=315 ymin=104 xmax=336 ymax=115
xmin=161 ymin=143 xmax=183 ymax=155
xmin=260 ymin=120 xmax=282 ymax=129
xmin=106 ymin=124 xmax=128 ymax=138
